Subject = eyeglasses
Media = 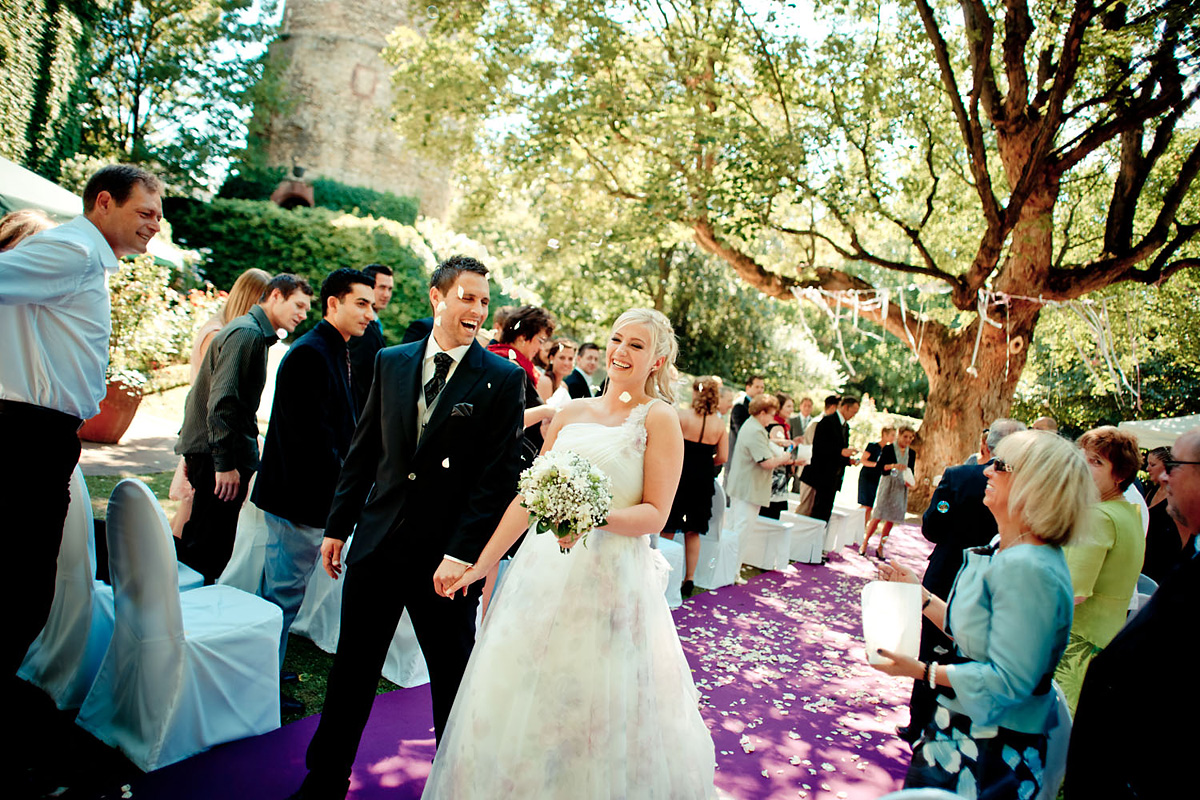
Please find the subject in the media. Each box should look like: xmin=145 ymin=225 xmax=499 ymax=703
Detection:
xmin=990 ymin=458 xmax=1014 ymax=473
xmin=1164 ymin=459 xmax=1200 ymax=475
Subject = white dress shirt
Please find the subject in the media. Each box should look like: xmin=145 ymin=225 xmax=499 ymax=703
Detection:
xmin=0 ymin=216 xmax=118 ymax=419
xmin=416 ymin=334 xmax=470 ymax=440
xmin=416 ymin=335 xmax=473 ymax=568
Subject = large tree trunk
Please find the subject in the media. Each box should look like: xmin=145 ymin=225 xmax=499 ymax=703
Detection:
xmin=908 ymin=184 xmax=1053 ymax=511
xmin=909 ymin=302 xmax=1040 ymax=510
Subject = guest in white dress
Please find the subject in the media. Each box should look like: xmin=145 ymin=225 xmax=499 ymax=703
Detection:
xmin=425 ymin=308 xmax=717 ymax=799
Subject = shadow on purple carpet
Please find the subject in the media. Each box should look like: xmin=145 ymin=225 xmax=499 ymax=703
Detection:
xmin=129 ymin=522 xmax=933 ymax=800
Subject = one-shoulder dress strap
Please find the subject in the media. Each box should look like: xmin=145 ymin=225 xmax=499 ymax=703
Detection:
xmin=698 ymin=413 xmax=708 ymax=441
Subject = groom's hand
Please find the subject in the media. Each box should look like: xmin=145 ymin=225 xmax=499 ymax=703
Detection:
xmin=321 ymin=538 xmax=345 ymax=579
xmin=433 ymin=558 xmax=470 ymax=598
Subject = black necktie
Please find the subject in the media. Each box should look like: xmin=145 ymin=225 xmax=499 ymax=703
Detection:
xmin=424 ymin=352 xmax=453 ymax=407
xmin=843 ymin=422 xmax=850 ymax=445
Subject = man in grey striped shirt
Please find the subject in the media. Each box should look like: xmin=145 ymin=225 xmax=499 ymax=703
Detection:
xmin=176 ymin=273 xmax=314 ymax=583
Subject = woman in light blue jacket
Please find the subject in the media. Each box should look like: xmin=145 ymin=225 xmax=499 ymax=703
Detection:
xmin=873 ymin=431 xmax=1096 ymax=799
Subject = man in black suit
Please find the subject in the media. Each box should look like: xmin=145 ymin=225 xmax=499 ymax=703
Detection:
xmin=729 ymin=374 xmax=765 ymax=443
xmin=347 ymin=264 xmax=393 ymax=413
xmin=799 ymin=395 xmax=859 ymax=522
xmin=723 ymin=374 xmax=765 ymax=489
xmin=254 ymin=269 xmax=376 ymax=704
xmin=290 ymin=256 xmax=526 ymax=800
xmin=901 ymin=417 xmax=1025 ymax=742
xmin=1064 ymin=427 xmax=1199 ymax=799
xmin=563 ymin=341 xmax=600 ymax=399
xmin=401 ymin=315 xmax=434 ymax=344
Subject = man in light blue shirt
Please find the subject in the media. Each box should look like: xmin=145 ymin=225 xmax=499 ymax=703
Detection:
xmin=0 ymin=163 xmax=163 ymax=685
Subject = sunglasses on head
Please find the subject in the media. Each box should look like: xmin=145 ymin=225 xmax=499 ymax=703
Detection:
xmin=1164 ymin=459 xmax=1200 ymax=475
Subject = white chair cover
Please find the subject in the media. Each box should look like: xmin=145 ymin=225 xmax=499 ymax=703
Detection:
xmin=19 ymin=467 xmax=115 ymax=709
xmin=216 ymin=476 xmax=269 ymax=592
xmin=177 ymin=562 xmax=205 ymax=592
xmin=826 ymin=505 xmax=864 ymax=552
xmin=290 ymin=534 xmax=429 ymax=688
xmin=652 ymin=534 xmax=685 ymax=608
xmin=695 ymin=481 xmax=740 ymax=589
xmin=1037 ymin=682 xmax=1073 ymax=800
xmin=739 ymin=516 xmax=793 ymax=571
xmin=76 ymin=479 xmax=283 ymax=772
xmin=780 ymin=510 xmax=826 ymax=564
xmin=1127 ymin=573 xmax=1160 ymax=615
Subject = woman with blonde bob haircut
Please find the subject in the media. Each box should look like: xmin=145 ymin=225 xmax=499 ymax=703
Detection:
xmin=873 ymin=431 xmax=1094 ymax=798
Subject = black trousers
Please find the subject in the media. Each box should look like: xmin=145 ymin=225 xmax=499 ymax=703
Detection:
xmin=810 ymin=484 xmax=839 ymax=522
xmin=303 ymin=533 xmax=481 ymax=790
xmin=178 ymin=454 xmax=252 ymax=582
xmin=1 ymin=402 xmax=82 ymax=680
xmin=908 ymin=616 xmax=955 ymax=733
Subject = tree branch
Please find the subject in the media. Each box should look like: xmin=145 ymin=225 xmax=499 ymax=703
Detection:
xmin=912 ymin=0 xmax=1002 ymax=230
xmin=1002 ymin=0 xmax=1034 ymax=116
xmin=692 ymin=216 xmax=949 ymax=351
xmin=1046 ymin=138 xmax=1200 ymax=295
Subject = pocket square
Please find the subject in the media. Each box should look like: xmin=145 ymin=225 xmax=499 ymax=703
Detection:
xmin=451 ymin=402 xmax=474 ymax=418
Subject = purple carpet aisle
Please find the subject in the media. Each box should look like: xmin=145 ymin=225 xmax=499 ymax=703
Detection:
xmin=125 ymin=522 xmax=933 ymax=800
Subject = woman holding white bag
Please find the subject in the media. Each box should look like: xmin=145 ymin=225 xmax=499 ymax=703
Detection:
xmin=871 ymin=430 xmax=1093 ymax=799
xmin=860 ymin=425 xmax=918 ymax=559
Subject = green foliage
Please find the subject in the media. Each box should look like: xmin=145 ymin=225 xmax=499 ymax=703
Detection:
xmin=1013 ymin=275 xmax=1200 ymax=436
xmin=384 ymin=0 xmax=1200 ymax=437
xmin=163 ymin=197 xmax=433 ymax=340
xmin=219 ymin=165 xmax=420 ymax=226
xmin=802 ymin=305 xmax=930 ymax=418
xmin=107 ymin=253 xmax=216 ymax=387
xmin=0 ymin=0 xmax=95 ymax=178
xmin=76 ymin=0 xmax=279 ymax=192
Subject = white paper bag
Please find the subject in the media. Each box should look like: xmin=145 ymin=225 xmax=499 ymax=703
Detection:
xmin=901 ymin=467 xmax=917 ymax=488
xmin=861 ymin=581 xmax=921 ymax=665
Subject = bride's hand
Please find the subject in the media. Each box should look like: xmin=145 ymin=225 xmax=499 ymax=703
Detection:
xmin=558 ymin=531 xmax=582 ymax=550
xmin=445 ymin=564 xmax=486 ymax=597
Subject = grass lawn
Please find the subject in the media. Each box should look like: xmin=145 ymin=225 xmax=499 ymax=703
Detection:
xmin=84 ymin=470 xmax=180 ymax=521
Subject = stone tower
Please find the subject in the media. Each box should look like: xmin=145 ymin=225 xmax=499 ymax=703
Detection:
xmin=263 ymin=0 xmax=451 ymax=218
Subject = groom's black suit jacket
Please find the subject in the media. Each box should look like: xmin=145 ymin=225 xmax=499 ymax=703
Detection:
xmin=325 ymin=336 xmax=527 ymax=568
xmin=305 ymin=336 xmax=528 ymax=776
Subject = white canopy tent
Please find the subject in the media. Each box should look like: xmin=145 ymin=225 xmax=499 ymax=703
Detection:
xmin=1118 ymin=414 xmax=1200 ymax=450
xmin=0 ymin=156 xmax=188 ymax=266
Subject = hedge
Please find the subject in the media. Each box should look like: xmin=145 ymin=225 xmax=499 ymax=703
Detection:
xmin=164 ymin=197 xmax=431 ymax=341
xmin=219 ymin=166 xmax=420 ymax=226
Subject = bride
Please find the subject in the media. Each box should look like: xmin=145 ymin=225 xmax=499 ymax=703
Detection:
xmin=423 ymin=308 xmax=717 ymax=799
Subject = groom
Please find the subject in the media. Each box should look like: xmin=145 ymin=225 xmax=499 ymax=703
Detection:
xmin=290 ymin=255 xmax=527 ymax=799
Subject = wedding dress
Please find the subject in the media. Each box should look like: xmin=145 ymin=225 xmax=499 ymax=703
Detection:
xmin=423 ymin=401 xmax=717 ymax=798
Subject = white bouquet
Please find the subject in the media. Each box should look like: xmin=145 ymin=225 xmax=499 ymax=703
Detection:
xmin=518 ymin=450 xmax=613 ymax=553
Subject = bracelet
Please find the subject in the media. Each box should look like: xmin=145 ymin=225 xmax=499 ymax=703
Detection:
xmin=922 ymin=589 xmax=933 ymax=610
xmin=928 ymin=661 xmax=938 ymax=689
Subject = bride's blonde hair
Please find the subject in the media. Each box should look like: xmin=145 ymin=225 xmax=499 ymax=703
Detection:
xmin=610 ymin=308 xmax=678 ymax=404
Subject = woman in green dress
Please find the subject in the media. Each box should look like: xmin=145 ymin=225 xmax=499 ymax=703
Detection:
xmin=1055 ymin=426 xmax=1145 ymax=713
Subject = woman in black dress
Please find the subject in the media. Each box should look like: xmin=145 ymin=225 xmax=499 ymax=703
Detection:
xmin=1142 ymin=446 xmax=1188 ymax=582
xmin=857 ymin=426 xmax=895 ymax=525
xmin=662 ymin=376 xmax=728 ymax=597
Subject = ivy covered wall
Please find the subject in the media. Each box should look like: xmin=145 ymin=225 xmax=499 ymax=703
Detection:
xmin=0 ymin=0 xmax=95 ymax=178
